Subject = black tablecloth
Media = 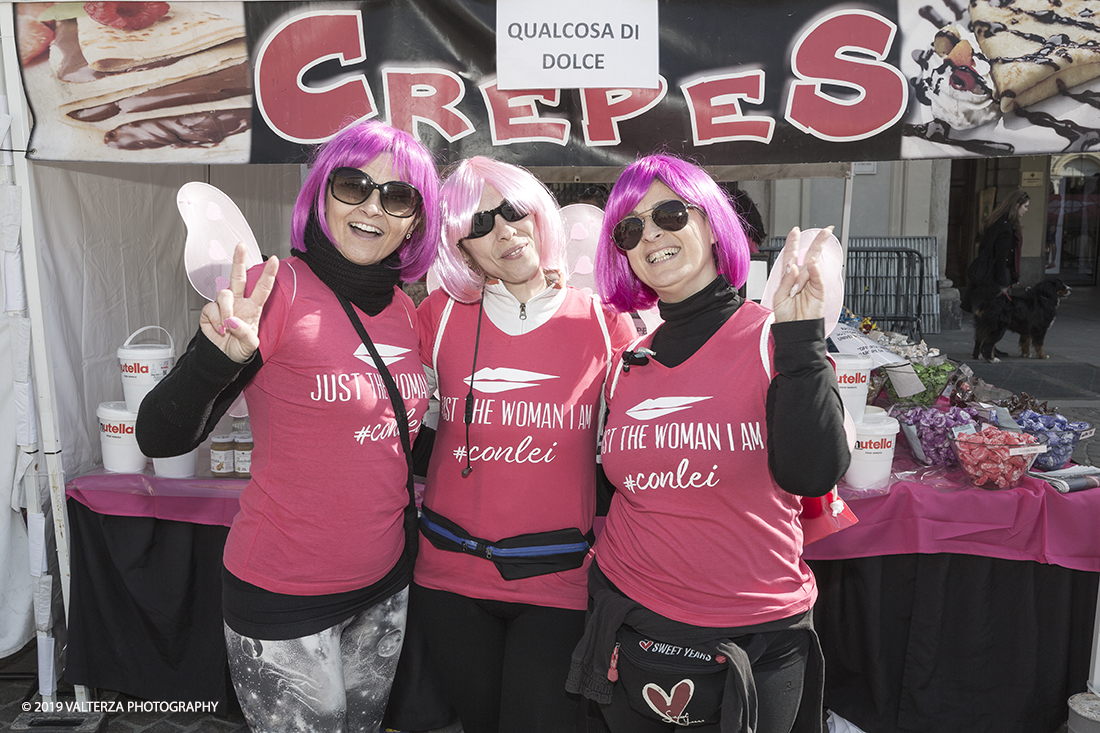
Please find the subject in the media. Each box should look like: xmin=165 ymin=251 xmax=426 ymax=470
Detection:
xmin=65 ymin=498 xmax=236 ymax=706
xmin=809 ymin=554 xmax=1098 ymax=733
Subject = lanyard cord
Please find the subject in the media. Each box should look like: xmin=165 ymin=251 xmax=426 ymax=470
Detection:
xmin=462 ymin=290 xmax=486 ymax=477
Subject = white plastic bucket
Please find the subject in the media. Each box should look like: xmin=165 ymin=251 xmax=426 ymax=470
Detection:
xmin=97 ymin=401 xmax=147 ymax=473
xmin=844 ymin=412 xmax=899 ymax=491
xmin=153 ymin=448 xmax=197 ymax=479
xmin=832 ymin=353 xmax=873 ymax=424
xmin=118 ymin=326 xmax=175 ymax=413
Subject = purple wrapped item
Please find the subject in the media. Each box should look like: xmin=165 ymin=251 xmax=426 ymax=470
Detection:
xmin=890 ymin=404 xmax=979 ymax=466
xmin=1016 ymin=409 xmax=1092 ymax=471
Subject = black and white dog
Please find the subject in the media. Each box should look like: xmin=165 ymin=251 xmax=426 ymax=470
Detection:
xmin=972 ymin=278 xmax=1072 ymax=362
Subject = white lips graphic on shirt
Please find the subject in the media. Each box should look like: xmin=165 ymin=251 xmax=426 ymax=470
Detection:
xmin=353 ymin=343 xmax=409 ymax=369
xmin=465 ymin=367 xmax=559 ymax=394
xmin=626 ymin=396 xmax=713 ymax=421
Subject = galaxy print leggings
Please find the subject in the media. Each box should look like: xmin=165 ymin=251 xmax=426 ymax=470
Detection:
xmin=224 ymin=587 xmax=408 ymax=733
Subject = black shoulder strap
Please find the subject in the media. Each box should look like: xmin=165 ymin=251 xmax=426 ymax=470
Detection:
xmin=336 ymin=294 xmax=418 ymax=563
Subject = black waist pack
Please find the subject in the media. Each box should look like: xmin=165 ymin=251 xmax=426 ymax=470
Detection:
xmin=419 ymin=505 xmax=593 ymax=581
xmin=612 ymin=626 xmax=727 ymax=727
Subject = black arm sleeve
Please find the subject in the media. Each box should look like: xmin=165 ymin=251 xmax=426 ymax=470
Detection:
xmin=136 ymin=328 xmax=262 ymax=458
xmin=765 ymin=319 xmax=851 ymax=497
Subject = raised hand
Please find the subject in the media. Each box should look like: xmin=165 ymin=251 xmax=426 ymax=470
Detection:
xmin=771 ymin=226 xmax=833 ymax=324
xmin=199 ymin=243 xmax=279 ymax=363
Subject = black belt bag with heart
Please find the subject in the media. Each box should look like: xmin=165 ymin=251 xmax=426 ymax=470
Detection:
xmin=611 ymin=626 xmax=727 ymax=727
xmin=419 ymin=505 xmax=593 ymax=581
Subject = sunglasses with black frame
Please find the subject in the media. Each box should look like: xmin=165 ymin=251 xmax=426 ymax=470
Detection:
xmin=327 ymin=167 xmax=423 ymax=218
xmin=466 ymin=200 xmax=528 ymax=239
xmin=612 ymin=199 xmax=701 ymax=251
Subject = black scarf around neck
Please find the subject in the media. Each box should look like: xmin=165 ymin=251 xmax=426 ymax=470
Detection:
xmin=296 ymin=214 xmax=403 ymax=316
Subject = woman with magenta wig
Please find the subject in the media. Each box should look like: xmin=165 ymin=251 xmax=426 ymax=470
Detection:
xmin=568 ymin=153 xmax=851 ymax=733
xmin=138 ymin=119 xmax=440 ymax=733
xmin=412 ymin=156 xmax=635 ymax=733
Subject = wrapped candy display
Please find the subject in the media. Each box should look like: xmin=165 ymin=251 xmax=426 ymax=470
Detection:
xmin=1015 ymin=409 xmax=1094 ymax=472
xmin=951 ymin=427 xmax=1048 ymax=490
xmin=891 ymin=404 xmax=979 ymax=466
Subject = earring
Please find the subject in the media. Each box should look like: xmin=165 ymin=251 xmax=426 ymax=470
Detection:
xmin=405 ymin=233 xmax=412 ymax=240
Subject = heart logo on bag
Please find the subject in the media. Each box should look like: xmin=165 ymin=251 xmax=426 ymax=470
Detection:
xmin=643 ymin=679 xmax=695 ymax=724
xmin=638 ymin=639 xmax=654 ymax=651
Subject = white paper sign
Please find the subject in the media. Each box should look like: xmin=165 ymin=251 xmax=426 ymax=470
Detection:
xmin=496 ymin=0 xmax=659 ymax=90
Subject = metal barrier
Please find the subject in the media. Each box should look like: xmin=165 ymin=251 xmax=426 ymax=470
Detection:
xmin=768 ymin=235 xmax=940 ymax=333
xmin=758 ymin=244 xmax=926 ymax=342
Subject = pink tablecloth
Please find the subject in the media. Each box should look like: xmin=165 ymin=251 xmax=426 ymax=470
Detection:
xmin=804 ymin=468 xmax=1100 ymax=572
xmin=66 ymin=469 xmax=245 ymax=527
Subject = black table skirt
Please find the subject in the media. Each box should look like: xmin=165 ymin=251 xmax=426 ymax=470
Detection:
xmin=809 ymin=554 xmax=1098 ymax=733
xmin=65 ymin=498 xmax=236 ymax=707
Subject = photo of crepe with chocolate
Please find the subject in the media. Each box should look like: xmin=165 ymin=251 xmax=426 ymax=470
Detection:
xmin=970 ymin=0 xmax=1100 ymax=112
xmin=48 ymin=4 xmax=251 ymax=151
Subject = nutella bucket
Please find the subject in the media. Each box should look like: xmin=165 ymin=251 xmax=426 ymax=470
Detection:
xmin=832 ymin=353 xmax=873 ymax=424
xmin=97 ymin=401 xmax=147 ymax=473
xmin=153 ymin=448 xmax=198 ymax=479
xmin=844 ymin=412 xmax=899 ymax=491
xmin=118 ymin=326 xmax=175 ymax=413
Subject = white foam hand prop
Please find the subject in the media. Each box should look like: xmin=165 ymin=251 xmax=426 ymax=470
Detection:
xmin=200 ymin=243 xmax=278 ymax=364
xmin=771 ymin=226 xmax=833 ymax=324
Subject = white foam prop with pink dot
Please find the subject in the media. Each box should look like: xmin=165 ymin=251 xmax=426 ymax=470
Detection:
xmin=178 ymin=182 xmax=263 ymax=302
xmin=177 ymin=182 xmax=260 ymax=417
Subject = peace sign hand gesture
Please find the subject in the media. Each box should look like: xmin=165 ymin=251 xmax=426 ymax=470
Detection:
xmin=199 ymin=243 xmax=279 ymax=364
xmin=771 ymin=226 xmax=833 ymax=324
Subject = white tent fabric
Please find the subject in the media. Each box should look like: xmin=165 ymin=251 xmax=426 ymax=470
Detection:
xmin=0 ymin=308 xmax=33 ymax=657
xmin=27 ymin=162 xmax=299 ymax=479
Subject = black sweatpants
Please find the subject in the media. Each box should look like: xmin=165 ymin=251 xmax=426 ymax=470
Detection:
xmin=412 ymin=583 xmax=586 ymax=733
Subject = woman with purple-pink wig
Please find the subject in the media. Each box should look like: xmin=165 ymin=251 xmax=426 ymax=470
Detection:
xmin=290 ymin=118 xmax=441 ymax=281
xmin=138 ymin=118 xmax=441 ymax=733
xmin=596 ymin=154 xmax=751 ymax=313
xmin=570 ymin=153 xmax=851 ymax=733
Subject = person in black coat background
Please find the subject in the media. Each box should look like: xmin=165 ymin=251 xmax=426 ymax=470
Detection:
xmin=962 ymin=189 xmax=1030 ymax=316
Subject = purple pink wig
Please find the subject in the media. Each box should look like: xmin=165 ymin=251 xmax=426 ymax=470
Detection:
xmin=596 ymin=154 xmax=751 ymax=312
xmin=290 ymin=119 xmax=441 ymax=282
xmin=432 ymin=156 xmax=566 ymax=303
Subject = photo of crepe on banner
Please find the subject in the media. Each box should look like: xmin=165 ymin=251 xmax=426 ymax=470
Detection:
xmin=900 ymin=0 xmax=1100 ymax=159
xmin=16 ymin=1 xmax=252 ymax=162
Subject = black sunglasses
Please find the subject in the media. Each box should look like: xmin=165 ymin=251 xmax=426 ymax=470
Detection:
xmin=466 ymin=200 xmax=527 ymax=239
xmin=328 ymin=167 xmax=422 ymax=218
xmin=613 ymin=200 xmax=699 ymax=251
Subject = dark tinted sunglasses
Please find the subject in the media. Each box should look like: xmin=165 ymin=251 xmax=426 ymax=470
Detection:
xmin=466 ymin=200 xmax=527 ymax=239
xmin=328 ymin=167 xmax=422 ymax=218
xmin=612 ymin=200 xmax=699 ymax=251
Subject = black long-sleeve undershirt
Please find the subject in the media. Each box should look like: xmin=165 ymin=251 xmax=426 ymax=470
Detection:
xmin=647 ymin=277 xmax=850 ymax=497
xmin=136 ymin=330 xmax=261 ymax=458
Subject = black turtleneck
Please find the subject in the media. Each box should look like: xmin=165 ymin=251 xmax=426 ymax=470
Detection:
xmin=633 ymin=276 xmax=850 ymax=497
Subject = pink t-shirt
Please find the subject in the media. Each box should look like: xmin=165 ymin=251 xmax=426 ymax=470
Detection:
xmin=415 ymin=287 xmax=635 ymax=609
xmin=597 ymin=301 xmax=817 ymax=627
xmin=222 ymin=259 xmax=428 ymax=596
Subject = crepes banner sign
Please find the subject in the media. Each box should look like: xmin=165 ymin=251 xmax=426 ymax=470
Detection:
xmin=14 ymin=0 xmax=1100 ymax=166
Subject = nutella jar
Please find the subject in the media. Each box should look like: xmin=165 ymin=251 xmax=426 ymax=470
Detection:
xmin=210 ymin=434 xmax=235 ymax=477
xmin=234 ymin=431 xmax=253 ymax=479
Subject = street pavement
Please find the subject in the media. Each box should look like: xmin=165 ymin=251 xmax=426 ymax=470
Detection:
xmin=0 ymin=288 xmax=1097 ymax=732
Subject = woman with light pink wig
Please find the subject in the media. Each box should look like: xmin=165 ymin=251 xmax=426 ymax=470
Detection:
xmin=411 ymin=156 xmax=635 ymax=733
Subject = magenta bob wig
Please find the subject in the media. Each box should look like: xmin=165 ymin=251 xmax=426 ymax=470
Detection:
xmin=290 ymin=118 xmax=441 ymax=282
xmin=432 ymin=156 xmax=566 ymax=303
xmin=596 ymin=154 xmax=751 ymax=312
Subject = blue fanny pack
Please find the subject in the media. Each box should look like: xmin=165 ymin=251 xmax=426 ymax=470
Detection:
xmin=419 ymin=505 xmax=593 ymax=580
